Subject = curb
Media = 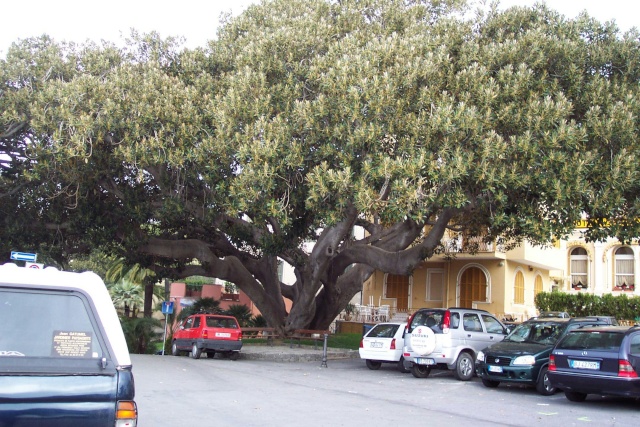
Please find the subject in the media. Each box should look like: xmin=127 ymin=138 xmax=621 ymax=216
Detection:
xmin=239 ymin=345 xmax=360 ymax=363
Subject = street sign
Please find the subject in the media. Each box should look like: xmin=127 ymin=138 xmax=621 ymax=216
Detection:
xmin=160 ymin=301 xmax=175 ymax=356
xmin=26 ymin=262 xmax=44 ymax=269
xmin=10 ymin=252 xmax=37 ymax=262
xmin=161 ymin=301 xmax=174 ymax=314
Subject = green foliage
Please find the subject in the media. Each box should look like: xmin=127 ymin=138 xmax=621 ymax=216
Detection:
xmin=224 ymin=304 xmax=253 ymax=327
xmin=177 ymin=297 xmax=222 ymax=321
xmin=68 ymin=250 xmax=117 ymax=277
xmin=535 ymin=292 xmax=640 ymax=321
xmin=120 ymin=316 xmax=163 ymax=354
xmin=250 ymin=314 xmax=268 ymax=327
xmin=108 ymin=280 xmax=144 ymax=318
xmin=345 ymin=303 xmax=357 ymax=315
xmin=3 ymin=0 xmax=640 ymax=332
xmin=184 ymin=276 xmax=216 ymax=287
xmin=327 ymin=333 xmax=361 ymax=350
xmin=224 ymin=281 xmax=237 ymax=294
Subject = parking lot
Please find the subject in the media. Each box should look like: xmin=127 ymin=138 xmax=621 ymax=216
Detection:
xmin=132 ymin=349 xmax=639 ymax=426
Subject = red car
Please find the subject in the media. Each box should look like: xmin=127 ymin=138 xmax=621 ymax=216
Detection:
xmin=172 ymin=314 xmax=243 ymax=360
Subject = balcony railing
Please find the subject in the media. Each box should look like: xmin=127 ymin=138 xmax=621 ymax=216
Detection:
xmin=442 ymin=236 xmax=505 ymax=254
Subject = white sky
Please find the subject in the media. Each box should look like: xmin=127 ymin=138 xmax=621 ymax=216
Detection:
xmin=0 ymin=0 xmax=638 ymax=58
xmin=0 ymin=0 xmax=258 ymax=57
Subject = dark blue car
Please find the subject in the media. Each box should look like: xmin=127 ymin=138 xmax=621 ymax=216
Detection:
xmin=549 ymin=325 xmax=640 ymax=402
xmin=0 ymin=263 xmax=137 ymax=426
xmin=476 ymin=317 xmax=610 ymax=395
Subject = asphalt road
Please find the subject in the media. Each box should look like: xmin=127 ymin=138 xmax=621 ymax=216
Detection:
xmin=132 ymin=350 xmax=639 ymax=427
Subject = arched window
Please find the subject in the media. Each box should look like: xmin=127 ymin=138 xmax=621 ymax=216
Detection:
xmin=570 ymin=247 xmax=589 ymax=289
xmin=614 ymin=247 xmax=635 ymax=290
xmin=514 ymin=271 xmax=525 ymax=304
xmin=534 ymin=275 xmax=543 ymax=296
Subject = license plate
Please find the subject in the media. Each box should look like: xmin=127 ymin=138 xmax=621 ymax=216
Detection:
xmin=215 ymin=332 xmax=231 ymax=338
xmin=488 ymin=365 xmax=503 ymax=373
xmin=570 ymin=360 xmax=600 ymax=370
xmin=370 ymin=342 xmax=383 ymax=348
xmin=415 ymin=357 xmax=435 ymax=365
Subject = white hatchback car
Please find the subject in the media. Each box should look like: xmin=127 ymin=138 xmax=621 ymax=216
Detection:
xmin=359 ymin=322 xmax=409 ymax=373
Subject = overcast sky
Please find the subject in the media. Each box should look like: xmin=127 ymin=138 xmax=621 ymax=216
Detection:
xmin=0 ymin=0 xmax=638 ymax=58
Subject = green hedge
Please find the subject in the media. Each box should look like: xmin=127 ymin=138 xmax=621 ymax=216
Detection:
xmin=535 ymin=292 xmax=640 ymax=321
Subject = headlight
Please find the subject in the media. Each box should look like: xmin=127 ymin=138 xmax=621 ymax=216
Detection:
xmin=513 ymin=355 xmax=536 ymax=366
xmin=477 ymin=351 xmax=485 ymax=362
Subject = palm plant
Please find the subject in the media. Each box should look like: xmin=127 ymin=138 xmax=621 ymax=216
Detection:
xmin=250 ymin=314 xmax=268 ymax=327
xmin=106 ymin=258 xmax=159 ymax=318
xmin=224 ymin=304 xmax=253 ymax=327
xmin=177 ymin=297 xmax=222 ymax=321
xmin=109 ymin=280 xmax=144 ymax=318
xmin=120 ymin=316 xmax=162 ymax=354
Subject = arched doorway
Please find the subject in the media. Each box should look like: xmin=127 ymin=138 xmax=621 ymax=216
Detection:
xmin=459 ymin=266 xmax=487 ymax=308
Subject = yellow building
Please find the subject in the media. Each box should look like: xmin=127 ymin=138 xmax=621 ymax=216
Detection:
xmin=360 ymin=229 xmax=638 ymax=323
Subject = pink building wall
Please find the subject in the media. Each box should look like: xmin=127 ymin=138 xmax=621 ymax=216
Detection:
xmin=169 ymin=282 xmax=259 ymax=319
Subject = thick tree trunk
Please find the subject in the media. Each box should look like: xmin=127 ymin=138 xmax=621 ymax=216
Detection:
xmin=144 ymin=282 xmax=153 ymax=318
xmin=310 ymin=265 xmax=375 ymax=329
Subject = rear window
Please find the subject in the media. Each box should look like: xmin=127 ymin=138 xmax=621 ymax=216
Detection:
xmin=0 ymin=288 xmax=111 ymax=374
xmin=206 ymin=317 xmax=238 ymax=328
xmin=557 ymin=331 xmax=625 ymax=351
xmin=409 ymin=310 xmax=459 ymax=333
xmin=366 ymin=324 xmax=400 ymax=338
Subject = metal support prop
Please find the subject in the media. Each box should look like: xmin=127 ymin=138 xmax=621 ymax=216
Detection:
xmin=321 ymin=333 xmax=328 ymax=368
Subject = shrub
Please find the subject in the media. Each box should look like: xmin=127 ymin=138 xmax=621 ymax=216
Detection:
xmin=120 ymin=316 xmax=162 ymax=354
xmin=224 ymin=304 xmax=253 ymax=327
xmin=535 ymin=292 xmax=640 ymax=320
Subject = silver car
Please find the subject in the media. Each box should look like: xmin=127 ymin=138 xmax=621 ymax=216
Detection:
xmin=403 ymin=308 xmax=509 ymax=380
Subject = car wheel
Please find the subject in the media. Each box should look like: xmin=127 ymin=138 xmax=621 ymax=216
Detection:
xmin=565 ymin=391 xmax=588 ymax=402
xmin=171 ymin=342 xmax=180 ymax=356
xmin=411 ymin=364 xmax=432 ymax=378
xmin=191 ymin=344 xmax=202 ymax=359
xmin=366 ymin=360 xmax=382 ymax=370
xmin=481 ymin=378 xmax=500 ymax=388
xmin=536 ymin=366 xmax=556 ymax=396
xmin=397 ymin=356 xmax=410 ymax=373
xmin=229 ymin=351 xmax=240 ymax=361
xmin=206 ymin=351 xmax=216 ymax=359
xmin=453 ymin=352 xmax=474 ymax=381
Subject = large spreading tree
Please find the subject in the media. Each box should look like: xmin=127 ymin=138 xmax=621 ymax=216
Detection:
xmin=2 ymin=0 xmax=640 ymax=333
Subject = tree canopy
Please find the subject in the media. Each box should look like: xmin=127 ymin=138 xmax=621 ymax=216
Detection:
xmin=2 ymin=0 xmax=640 ymax=333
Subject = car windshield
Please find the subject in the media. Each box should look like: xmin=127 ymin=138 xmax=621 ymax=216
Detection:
xmin=366 ymin=324 xmax=400 ymax=338
xmin=504 ymin=322 xmax=565 ymax=344
xmin=557 ymin=331 xmax=625 ymax=350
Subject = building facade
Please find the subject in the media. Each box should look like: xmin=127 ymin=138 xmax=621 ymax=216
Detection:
xmin=360 ymin=227 xmax=639 ymax=322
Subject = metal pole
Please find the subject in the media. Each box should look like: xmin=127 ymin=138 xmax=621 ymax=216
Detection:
xmin=321 ymin=333 xmax=328 ymax=368
xmin=161 ymin=312 xmax=168 ymax=356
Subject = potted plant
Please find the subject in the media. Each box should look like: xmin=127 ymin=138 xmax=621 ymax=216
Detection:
xmin=344 ymin=303 xmax=356 ymax=321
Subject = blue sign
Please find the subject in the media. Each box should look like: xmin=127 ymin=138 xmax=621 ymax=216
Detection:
xmin=161 ymin=301 xmax=174 ymax=314
xmin=10 ymin=251 xmax=37 ymax=262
